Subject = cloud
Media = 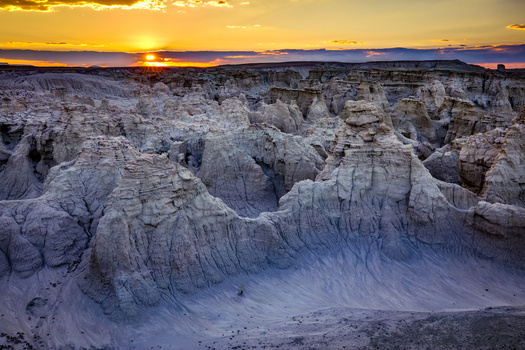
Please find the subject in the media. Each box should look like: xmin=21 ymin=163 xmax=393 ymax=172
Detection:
xmin=172 ymin=0 xmax=230 ymax=8
xmin=365 ymin=50 xmax=385 ymax=58
xmin=1 ymin=41 xmax=105 ymax=49
xmin=255 ymin=50 xmax=289 ymax=56
xmin=326 ymin=40 xmax=366 ymax=45
xmin=0 ymin=50 xmax=136 ymax=66
xmin=0 ymin=0 xmax=230 ymax=11
xmin=205 ymin=0 xmax=231 ymax=7
xmin=226 ymin=24 xmax=260 ymax=29
xmin=507 ymin=24 xmax=525 ymax=30
xmin=0 ymin=0 xmax=168 ymax=11
xmin=437 ymin=39 xmax=450 ymax=42
xmin=1 ymin=44 xmax=524 ymax=67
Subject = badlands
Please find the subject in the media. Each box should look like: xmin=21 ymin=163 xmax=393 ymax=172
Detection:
xmin=0 ymin=60 xmax=524 ymax=349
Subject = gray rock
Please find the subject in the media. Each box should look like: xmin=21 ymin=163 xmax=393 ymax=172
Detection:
xmin=483 ymin=110 xmax=525 ymax=207
xmin=252 ymin=100 xmax=305 ymax=134
xmin=391 ymin=97 xmax=438 ymax=144
xmin=458 ymin=128 xmax=506 ymax=193
xmin=0 ymin=65 xmax=524 ymax=339
xmin=423 ymin=145 xmax=462 ymax=184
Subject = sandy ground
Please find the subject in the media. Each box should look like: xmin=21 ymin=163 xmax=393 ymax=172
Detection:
xmin=2 ymin=306 xmax=525 ymax=349
xmin=197 ymin=306 xmax=525 ymax=350
xmin=1 ymin=249 xmax=525 ymax=349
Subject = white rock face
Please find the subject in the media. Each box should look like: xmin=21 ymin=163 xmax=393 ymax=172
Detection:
xmin=483 ymin=110 xmax=525 ymax=207
xmin=194 ymin=125 xmax=324 ymax=217
xmin=0 ymin=63 xmax=524 ymax=349
xmin=423 ymin=144 xmax=462 ymax=184
xmin=459 ymin=128 xmax=506 ymax=193
xmin=418 ymin=80 xmax=446 ymax=117
xmin=356 ymin=81 xmax=390 ymax=111
xmin=251 ymin=99 xmax=305 ymax=134
xmin=391 ymin=97 xmax=438 ymax=144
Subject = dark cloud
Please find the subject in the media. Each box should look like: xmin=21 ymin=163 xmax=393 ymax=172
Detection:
xmin=0 ymin=0 xmax=158 ymax=11
xmin=0 ymin=49 xmax=137 ymax=66
xmin=507 ymin=24 xmax=525 ymax=30
xmin=1 ymin=44 xmax=524 ymax=67
xmin=0 ymin=0 xmax=228 ymax=11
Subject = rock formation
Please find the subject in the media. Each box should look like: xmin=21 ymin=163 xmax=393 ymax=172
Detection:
xmin=459 ymin=128 xmax=506 ymax=193
xmin=0 ymin=61 xmax=524 ymax=349
xmin=482 ymin=109 xmax=525 ymax=207
xmin=391 ymin=97 xmax=438 ymax=144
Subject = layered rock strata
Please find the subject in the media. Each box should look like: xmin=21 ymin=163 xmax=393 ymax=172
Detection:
xmin=0 ymin=63 xmax=524 ymax=344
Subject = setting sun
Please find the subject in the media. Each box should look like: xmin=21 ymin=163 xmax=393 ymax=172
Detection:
xmin=146 ymin=54 xmax=155 ymax=60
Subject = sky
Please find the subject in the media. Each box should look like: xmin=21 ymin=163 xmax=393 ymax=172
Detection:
xmin=0 ymin=0 xmax=524 ymax=67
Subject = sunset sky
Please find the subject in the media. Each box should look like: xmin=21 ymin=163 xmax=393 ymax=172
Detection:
xmin=0 ymin=0 xmax=524 ymax=67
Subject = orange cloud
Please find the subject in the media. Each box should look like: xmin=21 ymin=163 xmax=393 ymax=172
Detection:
xmin=437 ymin=39 xmax=450 ymax=42
xmin=476 ymin=62 xmax=525 ymax=69
xmin=326 ymin=40 xmax=366 ymax=45
xmin=365 ymin=50 xmax=385 ymax=57
xmin=173 ymin=0 xmax=230 ymax=8
xmin=0 ymin=0 xmax=230 ymax=11
xmin=209 ymin=0 xmax=230 ymax=6
xmin=226 ymin=24 xmax=260 ymax=29
xmin=0 ymin=0 xmax=168 ymax=11
xmin=507 ymin=24 xmax=525 ymax=30
xmin=0 ymin=58 xmax=73 ymax=66
xmin=1 ymin=41 xmax=105 ymax=49
xmin=466 ymin=44 xmax=520 ymax=53
xmin=254 ymin=50 xmax=289 ymax=56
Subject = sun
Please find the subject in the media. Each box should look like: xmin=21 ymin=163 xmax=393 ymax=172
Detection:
xmin=146 ymin=54 xmax=156 ymax=60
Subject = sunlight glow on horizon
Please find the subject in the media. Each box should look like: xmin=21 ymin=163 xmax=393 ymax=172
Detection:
xmin=0 ymin=0 xmax=523 ymax=66
xmin=138 ymin=59 xmax=214 ymax=68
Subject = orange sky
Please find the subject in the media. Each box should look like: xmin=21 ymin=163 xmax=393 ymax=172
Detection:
xmin=0 ymin=0 xmax=524 ymax=66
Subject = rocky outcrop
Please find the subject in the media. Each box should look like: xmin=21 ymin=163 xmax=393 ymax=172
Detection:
xmin=458 ymin=128 xmax=506 ymax=193
xmin=0 ymin=64 xmax=524 ymax=346
xmin=482 ymin=110 xmax=525 ymax=207
xmin=423 ymin=144 xmax=462 ymax=185
xmin=250 ymin=100 xmax=305 ymax=134
xmin=191 ymin=125 xmax=324 ymax=217
xmin=80 ymin=154 xmax=241 ymax=319
xmin=319 ymin=79 xmax=357 ymax=115
xmin=339 ymin=100 xmax=392 ymax=128
xmin=441 ymin=97 xmax=511 ymax=144
xmin=304 ymin=116 xmax=344 ymax=158
xmin=0 ymin=72 xmax=134 ymax=98
xmin=0 ymin=136 xmax=139 ymax=279
xmin=356 ymin=81 xmax=390 ymax=111
xmin=306 ymin=96 xmax=330 ymax=123
xmin=0 ymin=135 xmax=44 ymax=200
xmin=267 ymin=87 xmax=326 ymax=118
xmin=79 ymin=98 xmax=508 ymax=320
xmin=418 ymin=80 xmax=446 ymax=118
xmin=391 ymin=97 xmax=438 ymax=144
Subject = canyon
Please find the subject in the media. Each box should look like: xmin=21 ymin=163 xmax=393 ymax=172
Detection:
xmin=0 ymin=60 xmax=524 ymax=349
